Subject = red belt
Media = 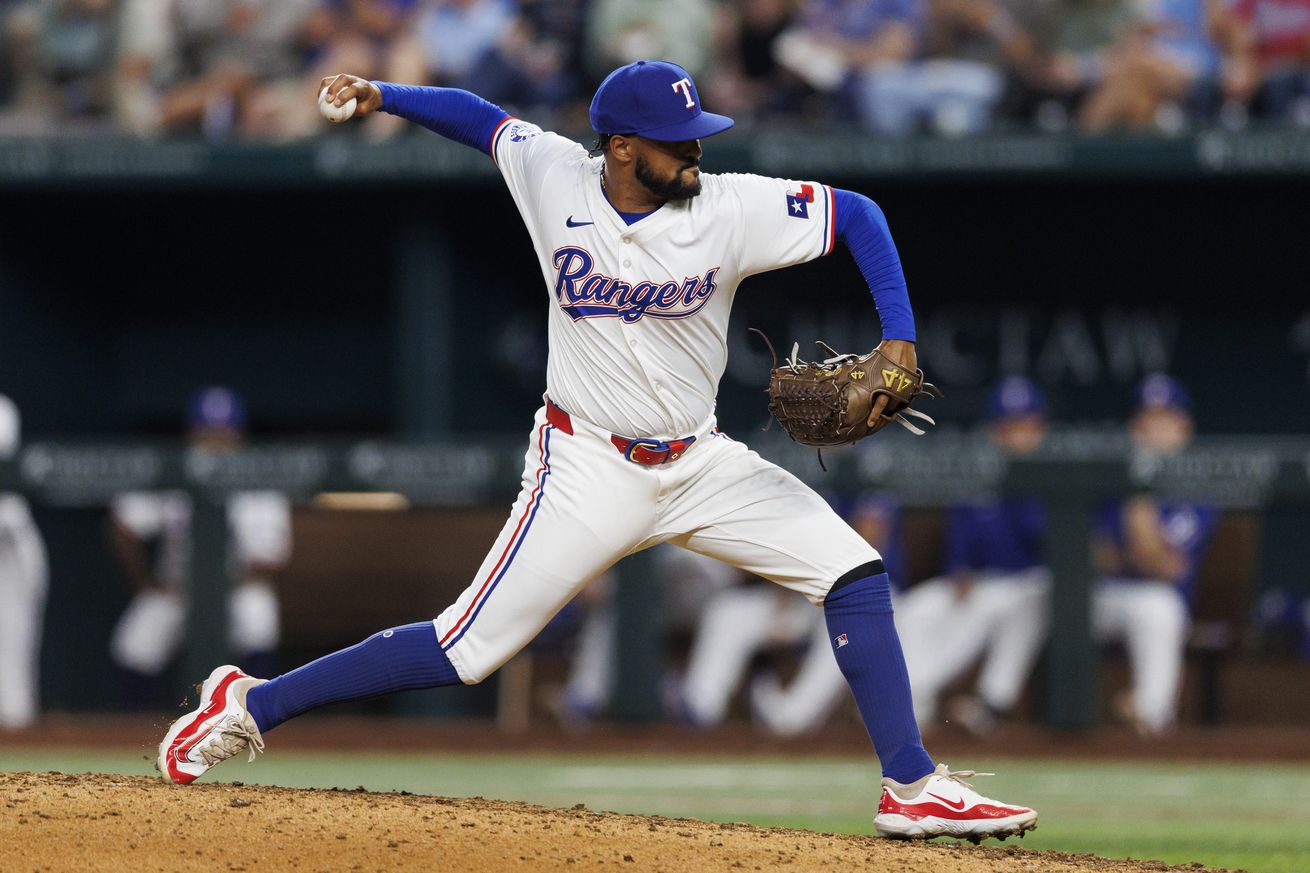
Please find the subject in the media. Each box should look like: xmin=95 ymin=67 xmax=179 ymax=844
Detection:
xmin=546 ymin=399 xmax=696 ymax=466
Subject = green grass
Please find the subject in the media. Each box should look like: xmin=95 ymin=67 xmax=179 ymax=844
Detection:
xmin=3 ymin=749 xmax=1307 ymax=873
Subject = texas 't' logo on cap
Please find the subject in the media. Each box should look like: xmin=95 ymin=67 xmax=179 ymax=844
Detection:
xmin=589 ymin=60 xmax=734 ymax=142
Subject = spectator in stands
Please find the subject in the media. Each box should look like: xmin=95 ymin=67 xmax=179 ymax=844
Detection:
xmin=459 ymin=0 xmax=588 ymax=119
xmin=108 ymin=388 xmax=291 ymax=705
xmin=921 ymin=0 xmax=1041 ymax=130
xmin=1078 ymin=0 xmax=1248 ymax=132
xmin=1231 ymin=0 xmax=1310 ymax=123
xmin=900 ymin=376 xmax=1052 ymax=734
xmin=1015 ymin=0 xmax=1137 ymax=129
xmin=0 ymin=0 xmax=117 ymax=134
xmin=284 ymin=0 xmax=427 ymax=139
xmin=0 ymin=395 xmax=49 ymax=731
xmin=586 ymin=0 xmax=717 ymax=81
xmin=114 ymin=0 xmax=323 ymax=138
xmin=708 ymin=0 xmax=806 ymax=125
xmin=774 ymin=0 xmax=1014 ymax=134
xmin=416 ymin=0 xmax=514 ymax=86
xmin=748 ymin=494 xmax=909 ymax=735
xmin=1092 ymin=374 xmax=1218 ymax=735
xmin=772 ymin=0 xmax=923 ymax=133
xmin=0 ymin=3 xmax=41 ymax=126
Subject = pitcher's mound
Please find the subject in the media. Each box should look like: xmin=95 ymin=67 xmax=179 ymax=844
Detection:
xmin=0 ymin=771 xmax=1232 ymax=872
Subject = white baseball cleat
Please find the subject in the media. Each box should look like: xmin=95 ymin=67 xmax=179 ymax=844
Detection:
xmin=874 ymin=763 xmax=1038 ymax=842
xmin=156 ymin=665 xmax=267 ymax=785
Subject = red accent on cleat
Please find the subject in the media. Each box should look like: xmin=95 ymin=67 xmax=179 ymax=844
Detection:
xmin=878 ymin=789 xmax=1031 ymax=822
xmin=164 ymin=670 xmax=245 ymax=784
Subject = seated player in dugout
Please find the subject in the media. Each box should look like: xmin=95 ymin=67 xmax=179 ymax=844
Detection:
xmin=108 ymin=388 xmax=290 ymax=704
xmin=157 ymin=60 xmax=1038 ymax=841
xmin=1093 ymin=374 xmax=1217 ymax=736
xmin=901 ymin=376 xmax=1052 ymax=736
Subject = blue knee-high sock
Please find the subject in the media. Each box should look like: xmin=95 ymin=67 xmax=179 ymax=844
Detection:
xmin=823 ymin=569 xmax=934 ymax=784
xmin=244 ymin=622 xmax=461 ymax=733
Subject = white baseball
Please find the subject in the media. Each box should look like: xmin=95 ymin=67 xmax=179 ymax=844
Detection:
xmin=318 ymin=87 xmax=357 ymax=123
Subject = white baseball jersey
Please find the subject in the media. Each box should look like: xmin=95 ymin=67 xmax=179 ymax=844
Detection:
xmin=430 ymin=121 xmax=882 ymax=684
xmin=491 ymin=117 xmax=836 ymax=439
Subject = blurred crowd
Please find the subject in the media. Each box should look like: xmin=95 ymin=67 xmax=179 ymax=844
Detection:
xmin=2 ymin=0 xmax=1310 ymax=140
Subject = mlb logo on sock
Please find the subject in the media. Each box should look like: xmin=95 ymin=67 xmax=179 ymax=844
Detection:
xmin=834 ymin=633 xmax=849 ymax=649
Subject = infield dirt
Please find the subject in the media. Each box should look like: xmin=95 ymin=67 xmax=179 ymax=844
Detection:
xmin=0 ymin=771 xmax=1239 ymax=873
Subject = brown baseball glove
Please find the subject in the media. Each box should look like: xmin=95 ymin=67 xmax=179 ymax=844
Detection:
xmin=752 ymin=329 xmax=941 ymax=459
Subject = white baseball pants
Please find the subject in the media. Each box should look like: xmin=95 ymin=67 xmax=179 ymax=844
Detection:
xmin=110 ymin=580 xmax=282 ymax=676
xmin=897 ymin=568 xmax=1052 ymax=723
xmin=1093 ymin=578 xmax=1189 ymax=733
xmin=434 ymin=403 xmax=879 ymax=683
xmin=680 ymin=585 xmax=818 ymax=726
xmin=753 ymin=569 xmax=1052 ymax=733
xmin=562 ymin=547 xmax=739 ymax=714
xmin=0 ymin=503 xmax=48 ymax=729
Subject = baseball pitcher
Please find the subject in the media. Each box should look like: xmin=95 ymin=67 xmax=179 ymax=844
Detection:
xmin=157 ymin=60 xmax=1037 ymax=841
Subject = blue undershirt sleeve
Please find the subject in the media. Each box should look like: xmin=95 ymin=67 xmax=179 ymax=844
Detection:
xmin=831 ymin=188 xmax=916 ymax=342
xmin=375 ymin=83 xmax=510 ymax=157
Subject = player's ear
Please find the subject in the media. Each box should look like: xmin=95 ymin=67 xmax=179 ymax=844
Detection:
xmin=608 ymin=134 xmax=636 ymax=165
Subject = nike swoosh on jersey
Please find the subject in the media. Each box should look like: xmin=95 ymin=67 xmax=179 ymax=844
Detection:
xmin=925 ymin=792 xmax=967 ymax=811
xmin=565 ymin=216 xmax=594 ymax=228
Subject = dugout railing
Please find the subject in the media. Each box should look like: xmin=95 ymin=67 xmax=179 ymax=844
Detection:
xmin=3 ymin=432 xmax=1308 ymax=729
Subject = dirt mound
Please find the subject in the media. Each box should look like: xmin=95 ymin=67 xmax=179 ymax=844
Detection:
xmin=0 ymin=771 xmax=1234 ymax=873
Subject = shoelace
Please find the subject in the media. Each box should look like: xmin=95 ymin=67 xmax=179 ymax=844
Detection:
xmin=940 ymin=768 xmax=995 ymax=791
xmin=196 ymin=714 xmax=265 ymax=766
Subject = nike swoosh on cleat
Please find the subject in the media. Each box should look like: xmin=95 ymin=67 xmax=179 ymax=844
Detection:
xmin=926 ymin=792 xmax=967 ymax=811
xmin=566 ymin=216 xmax=594 ymax=228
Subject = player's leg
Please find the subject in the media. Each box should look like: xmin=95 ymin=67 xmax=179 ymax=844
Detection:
xmin=161 ymin=407 xmax=654 ymax=783
xmin=108 ymin=587 xmax=186 ymax=708
xmin=661 ymin=438 xmax=929 ymax=782
xmin=1116 ymin=581 xmax=1188 ymax=733
xmin=227 ymin=580 xmax=281 ymax=680
xmin=894 ymin=576 xmax=989 ymax=726
xmin=247 ymin=409 xmax=654 ymax=723
xmin=972 ymin=569 xmax=1051 ymax=716
xmin=558 ymin=574 xmax=616 ymax=720
xmin=750 ymin=615 xmax=848 ymax=735
xmin=680 ymin=585 xmax=789 ymax=725
xmin=662 ymin=436 xmax=1036 ymax=838
xmin=0 ymin=526 xmax=48 ymax=729
xmin=1093 ymin=578 xmax=1183 ymax=732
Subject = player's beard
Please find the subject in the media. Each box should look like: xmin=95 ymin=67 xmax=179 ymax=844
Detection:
xmin=635 ymin=154 xmax=702 ymax=201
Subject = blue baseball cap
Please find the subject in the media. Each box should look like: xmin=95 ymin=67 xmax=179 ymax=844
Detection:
xmin=1134 ymin=373 xmax=1191 ymax=413
xmin=188 ymin=386 xmax=247 ymax=430
xmin=590 ymin=60 xmax=734 ymax=141
xmin=986 ymin=376 xmax=1047 ymax=421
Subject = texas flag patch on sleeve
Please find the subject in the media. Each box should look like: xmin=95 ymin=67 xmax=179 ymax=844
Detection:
xmin=785 ymin=184 xmax=815 ymax=219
